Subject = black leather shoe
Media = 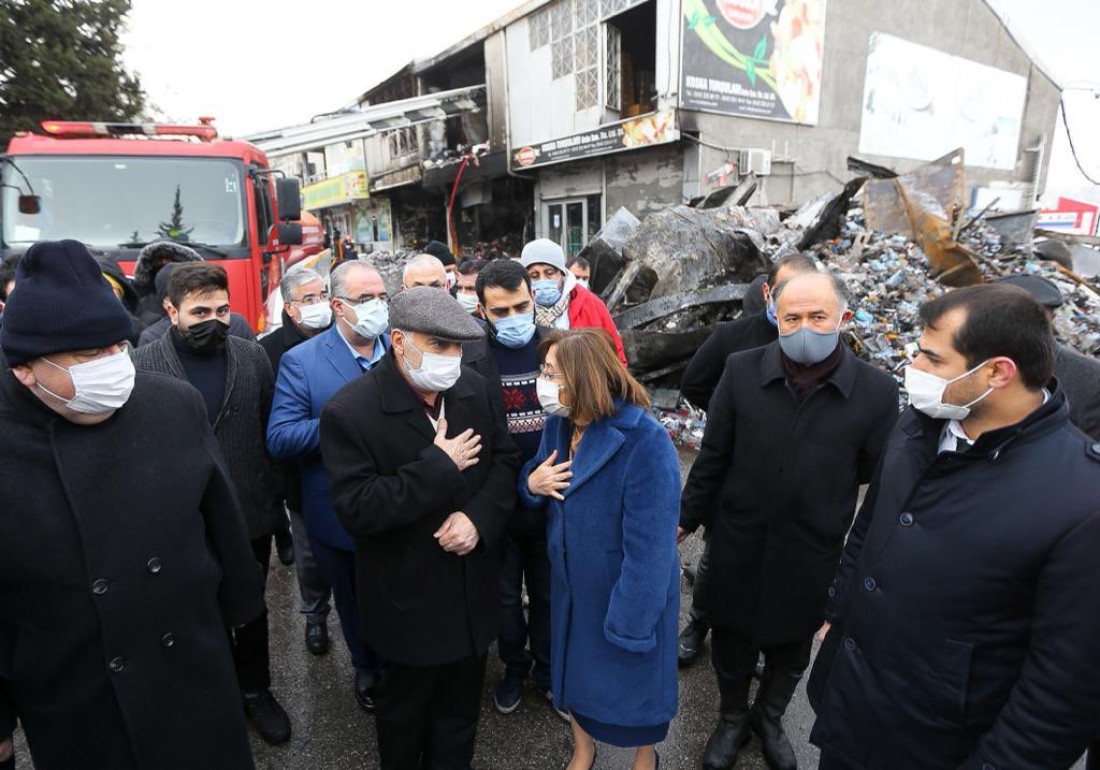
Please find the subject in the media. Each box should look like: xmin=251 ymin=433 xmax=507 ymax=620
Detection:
xmin=275 ymin=532 xmax=295 ymax=566
xmin=244 ymin=689 xmax=291 ymax=745
xmin=305 ymin=622 xmax=329 ymax=656
xmin=678 ymin=618 xmax=708 ymax=667
xmin=355 ymin=670 xmax=377 ymax=713
xmin=702 ymin=715 xmax=751 ymax=770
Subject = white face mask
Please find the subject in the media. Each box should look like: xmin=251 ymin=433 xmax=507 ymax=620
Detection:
xmin=456 ymin=292 xmax=479 ymax=314
xmin=40 ymin=349 xmax=136 ymax=415
xmin=404 ymin=338 xmax=462 ymax=392
xmin=298 ymin=303 xmax=333 ymax=330
xmin=577 ymin=278 xmax=590 ymax=289
xmin=904 ymin=360 xmax=993 ymax=421
xmin=536 ymin=377 xmax=570 ymax=418
xmin=342 ymin=298 xmax=389 ymax=340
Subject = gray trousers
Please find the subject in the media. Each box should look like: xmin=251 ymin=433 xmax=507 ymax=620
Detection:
xmin=289 ymin=508 xmax=332 ymax=624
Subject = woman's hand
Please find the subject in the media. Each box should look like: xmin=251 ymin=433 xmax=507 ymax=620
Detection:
xmin=527 ymin=449 xmax=573 ymax=501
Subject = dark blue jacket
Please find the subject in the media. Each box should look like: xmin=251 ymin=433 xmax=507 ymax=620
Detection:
xmin=808 ymin=391 xmax=1100 ymax=769
xmin=519 ymin=404 xmax=681 ymax=728
xmin=266 ymin=324 xmax=389 ymax=550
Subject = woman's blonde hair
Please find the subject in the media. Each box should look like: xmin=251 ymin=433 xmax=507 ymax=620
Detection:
xmin=538 ymin=328 xmax=649 ymax=424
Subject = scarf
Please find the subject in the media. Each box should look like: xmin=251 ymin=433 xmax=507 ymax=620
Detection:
xmin=535 ymin=289 xmax=570 ymax=328
xmin=780 ymin=342 xmax=844 ymax=401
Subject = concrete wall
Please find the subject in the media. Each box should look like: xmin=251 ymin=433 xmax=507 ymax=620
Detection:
xmin=604 ymin=143 xmax=685 ymax=217
xmin=680 ymin=0 xmax=1060 ymax=204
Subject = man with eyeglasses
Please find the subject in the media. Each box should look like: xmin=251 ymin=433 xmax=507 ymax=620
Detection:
xmin=261 ymin=268 xmax=336 ymax=657
xmin=267 ymin=261 xmax=390 ymax=713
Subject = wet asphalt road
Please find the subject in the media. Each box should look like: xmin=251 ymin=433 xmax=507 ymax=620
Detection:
xmin=12 ymin=449 xmax=1088 ymax=769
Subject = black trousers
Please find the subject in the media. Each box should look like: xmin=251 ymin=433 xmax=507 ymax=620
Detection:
xmin=817 ymin=752 xmax=852 ymax=770
xmin=230 ymin=535 xmax=273 ymax=694
xmin=374 ymin=653 xmax=488 ymax=770
xmin=687 ymin=530 xmax=712 ymax=626
xmin=711 ymin=627 xmax=812 ymax=717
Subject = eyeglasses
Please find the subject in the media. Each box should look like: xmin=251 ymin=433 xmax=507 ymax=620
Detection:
xmin=335 ymin=294 xmax=388 ymax=305
xmin=289 ymin=292 xmax=329 ymax=306
xmin=539 ymin=365 xmax=564 ymax=381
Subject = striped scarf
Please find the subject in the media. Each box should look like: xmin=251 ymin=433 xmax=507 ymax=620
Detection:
xmin=535 ymin=291 xmax=570 ymax=328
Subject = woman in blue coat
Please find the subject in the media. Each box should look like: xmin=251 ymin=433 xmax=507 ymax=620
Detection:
xmin=520 ymin=328 xmax=681 ymax=770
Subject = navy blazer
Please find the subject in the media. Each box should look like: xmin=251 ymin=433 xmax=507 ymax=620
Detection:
xmin=267 ymin=324 xmax=390 ymax=550
xmin=519 ymin=403 xmax=681 ymax=728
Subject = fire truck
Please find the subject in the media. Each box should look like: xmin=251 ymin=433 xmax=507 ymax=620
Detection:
xmin=0 ymin=119 xmax=303 ymax=332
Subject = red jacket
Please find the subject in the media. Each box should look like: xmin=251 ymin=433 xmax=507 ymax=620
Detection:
xmin=568 ymin=285 xmax=628 ymax=366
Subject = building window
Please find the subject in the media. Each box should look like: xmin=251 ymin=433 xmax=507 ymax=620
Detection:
xmin=604 ymin=0 xmax=656 ymax=118
xmin=600 ymin=0 xmax=642 ymax=17
xmin=387 ymin=127 xmax=420 ymax=160
xmin=573 ymin=0 xmax=601 ymax=108
xmin=529 ymin=6 xmax=550 ymax=50
xmin=550 ymin=0 xmax=574 ymax=79
xmin=605 ymin=24 xmax=621 ymax=111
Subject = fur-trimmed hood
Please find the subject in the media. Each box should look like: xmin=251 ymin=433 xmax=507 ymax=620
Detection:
xmin=132 ymin=241 xmax=203 ymax=295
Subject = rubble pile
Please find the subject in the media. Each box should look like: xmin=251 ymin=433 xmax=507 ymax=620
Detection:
xmin=575 ymin=150 xmax=1100 ymax=447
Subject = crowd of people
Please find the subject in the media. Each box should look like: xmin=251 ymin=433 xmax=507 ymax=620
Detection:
xmin=0 ymin=234 xmax=1097 ymax=770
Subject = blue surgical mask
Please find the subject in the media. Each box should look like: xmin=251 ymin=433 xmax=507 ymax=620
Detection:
xmin=491 ymin=312 xmax=537 ymax=349
xmin=766 ymin=301 xmax=778 ymax=328
xmin=778 ymin=320 xmax=842 ymax=365
xmin=532 ymin=279 xmax=563 ymax=307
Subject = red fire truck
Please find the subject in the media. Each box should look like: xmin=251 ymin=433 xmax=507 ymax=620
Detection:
xmin=0 ymin=119 xmax=302 ymax=332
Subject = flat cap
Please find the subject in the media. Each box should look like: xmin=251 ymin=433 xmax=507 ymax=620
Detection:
xmin=995 ymin=274 xmax=1064 ymax=308
xmin=390 ymin=286 xmax=485 ymax=341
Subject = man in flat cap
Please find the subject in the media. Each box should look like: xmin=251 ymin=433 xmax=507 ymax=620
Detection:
xmin=996 ymin=274 xmax=1100 ymax=441
xmin=0 ymin=240 xmax=261 ymax=770
xmin=321 ymin=286 xmax=520 ymax=769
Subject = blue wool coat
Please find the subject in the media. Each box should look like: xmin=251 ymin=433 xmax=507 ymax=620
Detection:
xmin=519 ymin=403 xmax=681 ymax=728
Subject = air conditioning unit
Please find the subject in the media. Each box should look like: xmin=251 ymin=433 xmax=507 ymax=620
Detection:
xmin=739 ymin=148 xmax=772 ymax=176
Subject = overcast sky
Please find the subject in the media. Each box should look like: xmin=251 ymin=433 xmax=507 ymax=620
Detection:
xmin=120 ymin=0 xmax=1100 ymax=196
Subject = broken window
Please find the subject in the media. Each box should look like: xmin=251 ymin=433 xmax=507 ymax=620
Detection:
xmin=529 ymin=6 xmax=551 ymax=50
xmin=604 ymin=0 xmax=656 ymax=119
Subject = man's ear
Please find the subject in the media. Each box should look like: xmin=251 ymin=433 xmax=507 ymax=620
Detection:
xmin=841 ymin=308 xmax=855 ymax=322
xmin=988 ymin=357 xmax=1019 ymax=389
xmin=165 ymin=302 xmax=180 ymax=326
xmin=11 ymin=363 xmax=35 ymax=389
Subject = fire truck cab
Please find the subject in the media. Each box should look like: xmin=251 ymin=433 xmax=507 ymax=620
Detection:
xmin=0 ymin=119 xmax=302 ymax=332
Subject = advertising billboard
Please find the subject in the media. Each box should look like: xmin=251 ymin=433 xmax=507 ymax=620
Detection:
xmin=680 ymin=0 xmax=827 ymax=124
xmin=858 ymin=33 xmax=1027 ymax=170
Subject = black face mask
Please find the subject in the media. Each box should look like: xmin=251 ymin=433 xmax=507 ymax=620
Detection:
xmin=182 ymin=318 xmax=230 ymax=352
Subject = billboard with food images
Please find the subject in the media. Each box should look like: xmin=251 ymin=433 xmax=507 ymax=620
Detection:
xmin=680 ymin=0 xmax=827 ymax=124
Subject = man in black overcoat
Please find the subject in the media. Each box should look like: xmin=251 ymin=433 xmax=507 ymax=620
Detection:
xmin=321 ymin=286 xmax=520 ymax=770
xmin=680 ymin=271 xmax=899 ymax=770
xmin=0 ymin=240 xmax=261 ymax=770
xmin=677 ymin=252 xmax=817 ymax=668
xmin=132 ymin=262 xmax=291 ymax=745
xmin=809 ymin=285 xmax=1100 ymax=770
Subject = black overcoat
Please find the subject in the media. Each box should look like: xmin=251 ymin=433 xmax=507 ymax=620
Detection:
xmin=808 ymin=392 xmax=1100 ymax=770
xmin=680 ymin=342 xmax=898 ymax=645
xmin=679 ymin=310 xmax=777 ymax=411
xmin=0 ymin=370 xmax=262 ymax=770
xmin=133 ymin=333 xmax=283 ymax=539
xmin=320 ymin=351 xmax=520 ymax=666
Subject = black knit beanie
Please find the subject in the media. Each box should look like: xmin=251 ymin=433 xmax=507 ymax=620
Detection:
xmin=1 ymin=240 xmax=135 ymax=365
xmin=423 ymin=240 xmax=455 ymax=266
